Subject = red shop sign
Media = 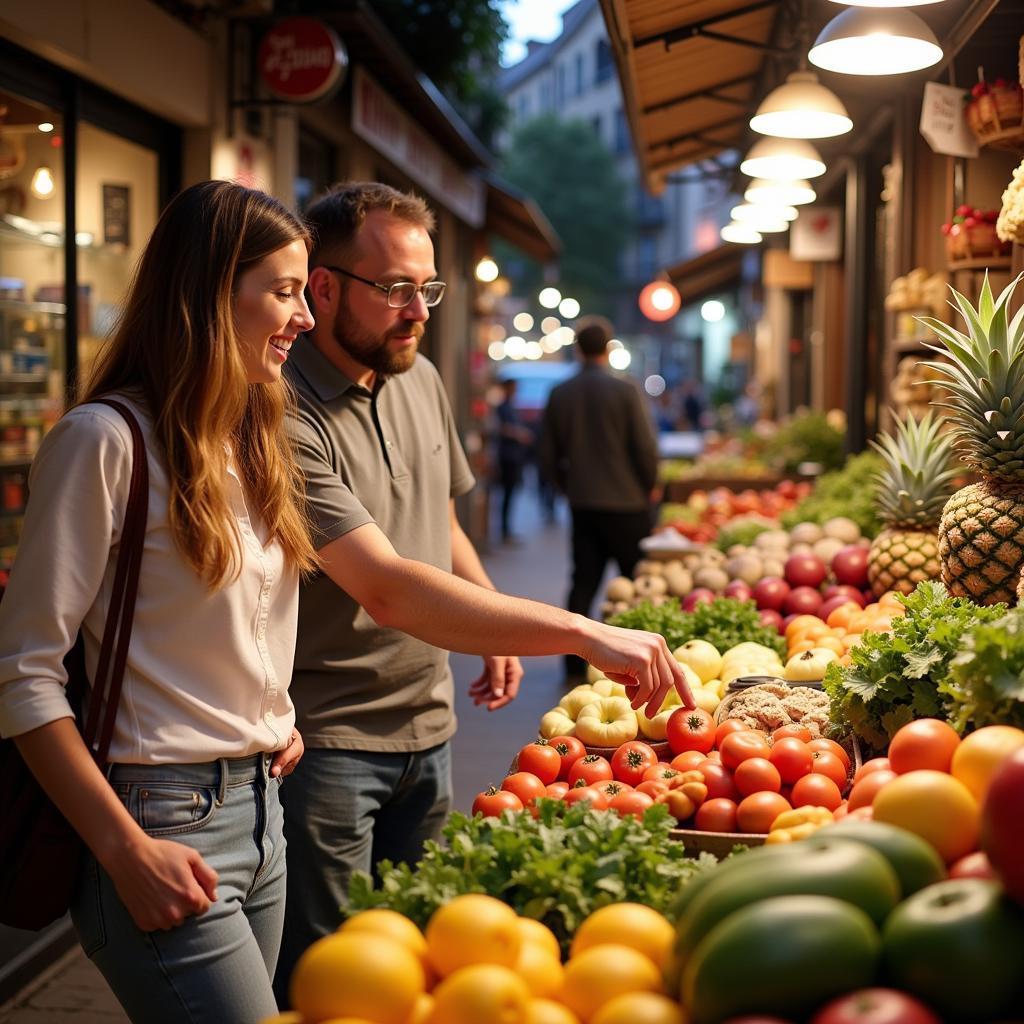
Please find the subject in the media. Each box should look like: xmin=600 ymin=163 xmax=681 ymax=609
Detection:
xmin=258 ymin=17 xmax=348 ymax=103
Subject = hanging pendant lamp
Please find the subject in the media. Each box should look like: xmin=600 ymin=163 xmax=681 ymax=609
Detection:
xmin=829 ymin=0 xmax=944 ymax=6
xmin=809 ymin=7 xmax=942 ymax=75
xmin=740 ymin=138 xmax=827 ymax=180
xmin=732 ymin=202 xmax=798 ymax=225
xmin=750 ymin=71 xmax=853 ymax=139
xmin=721 ymin=222 xmax=764 ymax=244
xmin=745 ymin=178 xmax=817 ymax=206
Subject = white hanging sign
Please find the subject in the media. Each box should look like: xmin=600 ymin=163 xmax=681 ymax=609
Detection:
xmin=920 ymin=82 xmax=979 ymax=158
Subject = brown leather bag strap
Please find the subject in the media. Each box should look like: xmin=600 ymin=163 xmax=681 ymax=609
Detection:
xmin=80 ymin=399 xmax=148 ymax=765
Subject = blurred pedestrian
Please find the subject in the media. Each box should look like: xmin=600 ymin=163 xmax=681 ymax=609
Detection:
xmin=494 ymin=378 xmax=533 ymax=543
xmin=539 ymin=316 xmax=660 ymax=684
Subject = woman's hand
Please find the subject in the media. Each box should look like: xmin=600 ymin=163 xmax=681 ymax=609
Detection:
xmin=579 ymin=621 xmax=695 ymax=716
xmin=103 ymin=836 xmax=219 ymax=932
xmin=271 ymin=728 xmax=304 ymax=778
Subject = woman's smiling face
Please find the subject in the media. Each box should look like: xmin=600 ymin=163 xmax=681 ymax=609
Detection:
xmin=233 ymin=239 xmax=314 ymax=384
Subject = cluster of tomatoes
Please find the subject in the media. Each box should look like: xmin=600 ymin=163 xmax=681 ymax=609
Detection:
xmin=474 ymin=705 xmax=867 ymax=836
xmin=666 ymin=480 xmax=811 ymax=544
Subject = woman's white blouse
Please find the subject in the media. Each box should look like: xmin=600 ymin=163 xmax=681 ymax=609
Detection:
xmin=0 ymin=398 xmax=298 ymax=763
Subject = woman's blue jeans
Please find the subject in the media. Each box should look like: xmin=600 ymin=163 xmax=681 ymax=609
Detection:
xmin=70 ymin=754 xmax=286 ymax=1024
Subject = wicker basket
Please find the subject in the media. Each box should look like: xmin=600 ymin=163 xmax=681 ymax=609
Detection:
xmin=945 ymin=221 xmax=1011 ymax=262
xmin=965 ymin=84 xmax=1024 ymax=144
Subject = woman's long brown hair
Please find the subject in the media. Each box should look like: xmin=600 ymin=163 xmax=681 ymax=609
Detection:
xmin=82 ymin=180 xmax=317 ymax=587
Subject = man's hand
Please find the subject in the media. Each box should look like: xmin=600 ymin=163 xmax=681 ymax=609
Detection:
xmin=468 ymin=655 xmax=524 ymax=711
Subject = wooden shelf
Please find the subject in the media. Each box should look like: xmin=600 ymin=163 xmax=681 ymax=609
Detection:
xmin=978 ymin=125 xmax=1024 ymax=153
xmin=948 ymin=255 xmax=1013 ymax=271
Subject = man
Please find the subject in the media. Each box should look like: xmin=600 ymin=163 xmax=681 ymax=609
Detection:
xmin=273 ymin=183 xmax=689 ymax=1002
xmin=539 ymin=317 xmax=660 ymax=684
xmin=494 ymin=377 xmax=533 ymax=543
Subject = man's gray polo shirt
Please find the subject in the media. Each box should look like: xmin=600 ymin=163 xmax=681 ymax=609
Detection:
xmin=284 ymin=340 xmax=475 ymax=752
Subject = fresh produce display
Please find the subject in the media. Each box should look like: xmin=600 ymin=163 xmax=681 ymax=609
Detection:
xmin=883 ymin=266 xmax=946 ymax=316
xmin=996 ymin=155 xmax=1024 ymax=243
xmin=920 ymin=274 xmax=1024 ymax=605
xmin=941 ymin=204 xmax=1009 ymax=260
xmin=761 ymin=409 xmax=846 ymax=474
xmin=780 ymin=451 xmax=884 ymax=538
xmin=866 ymin=412 xmax=958 ymax=598
xmin=823 ymin=582 xmax=1006 ymax=751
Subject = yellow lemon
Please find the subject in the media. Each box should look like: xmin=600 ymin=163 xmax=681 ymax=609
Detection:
xmin=427 ymin=964 xmax=530 ymax=1024
xmin=591 ymin=992 xmax=685 ymax=1024
xmin=561 ymin=944 xmax=662 ymax=1022
xmin=425 ymin=894 xmax=522 ymax=977
xmin=341 ymin=908 xmax=434 ymax=986
xmin=517 ymin=917 xmax=562 ymax=962
xmin=570 ymin=904 xmax=675 ymax=970
xmin=526 ymin=999 xmax=582 ymax=1024
xmin=290 ymin=932 xmax=424 ymax=1024
xmin=515 ymin=941 xmax=565 ymax=999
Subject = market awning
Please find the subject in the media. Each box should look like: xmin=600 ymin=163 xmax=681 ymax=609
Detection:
xmin=599 ymin=0 xmax=782 ymax=192
xmin=483 ymin=173 xmax=562 ymax=265
xmin=665 ymin=244 xmax=747 ymax=307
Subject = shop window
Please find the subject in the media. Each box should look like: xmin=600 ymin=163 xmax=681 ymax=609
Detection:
xmin=75 ymin=122 xmax=159 ymax=388
xmin=575 ymin=53 xmax=585 ymax=96
xmin=296 ymin=127 xmax=336 ymax=212
xmin=595 ymin=39 xmax=614 ymax=84
xmin=614 ymin=107 xmax=631 ymax=154
xmin=556 ymin=64 xmax=566 ymax=108
xmin=0 ymin=89 xmax=66 ymax=574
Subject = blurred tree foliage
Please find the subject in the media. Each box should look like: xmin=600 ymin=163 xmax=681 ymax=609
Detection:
xmin=498 ymin=116 xmax=630 ymax=316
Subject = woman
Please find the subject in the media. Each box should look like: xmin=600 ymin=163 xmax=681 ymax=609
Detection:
xmin=0 ymin=180 xmax=317 ymax=1022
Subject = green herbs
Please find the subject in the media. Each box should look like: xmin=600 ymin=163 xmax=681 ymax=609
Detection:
xmin=715 ymin=519 xmax=773 ymax=553
xmin=347 ymin=801 xmax=713 ymax=955
xmin=823 ymin=582 xmax=1005 ymax=752
xmin=609 ymin=597 xmax=786 ymax=659
xmin=764 ymin=409 xmax=846 ymax=474
xmin=942 ymin=608 xmax=1024 ymax=732
xmin=782 ymin=451 xmax=884 ymax=539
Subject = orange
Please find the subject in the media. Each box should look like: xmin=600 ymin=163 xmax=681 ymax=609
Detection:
xmin=561 ymin=945 xmax=662 ymax=1022
xmin=570 ymin=904 xmax=675 ymax=970
xmin=888 ymin=718 xmax=961 ymax=774
xmin=826 ymin=602 xmax=861 ymax=630
xmin=517 ymin=918 xmax=562 ymax=962
xmin=428 ymin=964 xmax=530 ymax=1024
xmin=407 ymin=993 xmax=435 ymax=1024
xmin=514 ymin=941 xmax=564 ymax=999
xmin=526 ymin=999 xmax=582 ymax=1024
xmin=784 ymin=614 xmax=824 ymax=641
xmin=872 ymin=769 xmax=979 ymax=864
xmin=425 ymin=894 xmax=522 ymax=977
xmin=290 ymin=932 xmax=425 ymax=1024
xmin=950 ymin=725 xmax=1024 ymax=801
xmin=591 ymin=992 xmax=685 ymax=1024
xmin=788 ymin=638 xmax=817 ymax=656
xmin=340 ymin=909 xmax=433 ymax=984
xmin=809 ymin=635 xmax=844 ymax=656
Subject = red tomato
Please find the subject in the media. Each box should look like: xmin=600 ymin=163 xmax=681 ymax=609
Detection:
xmin=472 ymin=787 xmax=523 ymax=817
xmin=501 ymin=771 xmax=547 ymax=807
xmin=516 ymin=741 xmax=562 ymax=785
xmin=888 ymin=718 xmax=961 ymax=774
xmin=595 ymin=780 xmax=633 ymax=801
xmin=548 ymin=735 xmax=587 ymax=780
xmin=545 ymin=781 xmax=569 ymax=800
xmin=716 ymin=718 xmax=750 ymax=748
xmin=695 ymin=797 xmax=739 ymax=833
xmin=773 ymin=724 xmax=813 ymax=743
xmin=567 ymin=754 xmax=613 ymax=788
xmin=810 ymin=987 xmax=941 ymax=1024
xmin=666 ymin=707 xmax=716 ymax=754
xmin=791 ymin=772 xmax=843 ymax=811
xmin=610 ymin=740 xmax=659 ymax=786
xmin=704 ymin=750 xmax=723 ymax=763
xmin=808 ymin=737 xmax=851 ymax=774
xmin=642 ymin=764 xmax=682 ymax=784
xmin=636 ymin=780 xmax=670 ymax=799
xmin=737 ymin=791 xmax=792 ymax=833
xmin=769 ymin=737 xmax=813 ymax=784
xmin=671 ymin=750 xmax=707 ymax=772
xmin=847 ymin=769 xmax=897 ymax=810
xmin=854 ymin=757 xmax=892 ymax=784
xmin=833 ymin=801 xmax=849 ymax=821
xmin=563 ymin=784 xmax=607 ymax=809
xmin=699 ymin=762 xmax=741 ymax=802
xmin=810 ymin=750 xmax=849 ymax=789
xmin=720 ymin=730 xmax=772 ymax=771
xmin=609 ymin=790 xmax=655 ymax=819
xmin=734 ymin=757 xmax=782 ymax=796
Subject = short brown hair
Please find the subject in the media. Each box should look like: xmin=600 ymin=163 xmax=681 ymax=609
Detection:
xmin=305 ymin=182 xmax=435 ymax=265
xmin=575 ymin=315 xmax=614 ymax=357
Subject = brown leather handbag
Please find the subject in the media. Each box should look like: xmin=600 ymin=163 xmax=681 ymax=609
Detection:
xmin=0 ymin=398 xmax=148 ymax=930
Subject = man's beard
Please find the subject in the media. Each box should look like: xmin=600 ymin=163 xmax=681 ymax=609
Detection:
xmin=331 ymin=301 xmax=422 ymax=377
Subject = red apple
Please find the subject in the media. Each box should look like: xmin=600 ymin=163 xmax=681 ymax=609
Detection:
xmin=783 ymin=586 xmax=824 ymax=617
xmin=981 ymin=747 xmax=1024 ymax=904
xmin=682 ymin=588 xmax=715 ymax=611
xmin=758 ymin=608 xmax=785 ymax=634
xmin=753 ymin=576 xmax=791 ymax=612
xmin=832 ymin=546 xmax=869 ymax=589
xmin=784 ymin=553 xmax=828 ymax=589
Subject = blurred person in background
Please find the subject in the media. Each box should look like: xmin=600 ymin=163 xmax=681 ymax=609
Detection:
xmin=539 ymin=316 xmax=660 ymax=685
xmin=494 ymin=378 xmax=533 ymax=544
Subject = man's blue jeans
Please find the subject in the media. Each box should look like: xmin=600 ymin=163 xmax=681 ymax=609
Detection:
xmin=273 ymin=741 xmax=452 ymax=1007
xmin=70 ymin=754 xmax=286 ymax=1024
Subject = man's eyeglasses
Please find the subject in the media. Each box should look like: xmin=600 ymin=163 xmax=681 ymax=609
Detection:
xmin=322 ymin=265 xmax=447 ymax=308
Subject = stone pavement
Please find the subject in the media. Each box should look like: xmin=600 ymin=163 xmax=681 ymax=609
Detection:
xmin=0 ymin=488 xmax=578 ymax=1023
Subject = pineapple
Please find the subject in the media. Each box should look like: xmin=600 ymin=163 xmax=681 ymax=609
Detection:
xmin=920 ymin=272 xmax=1024 ymax=604
xmin=867 ymin=411 xmax=959 ymax=596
